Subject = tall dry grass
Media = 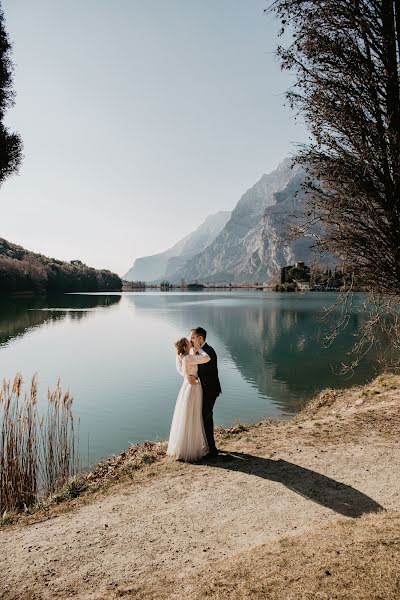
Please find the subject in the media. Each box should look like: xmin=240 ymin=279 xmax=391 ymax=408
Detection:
xmin=0 ymin=374 xmax=79 ymax=514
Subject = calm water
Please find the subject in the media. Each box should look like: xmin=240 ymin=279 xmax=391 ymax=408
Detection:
xmin=0 ymin=291 xmax=378 ymax=464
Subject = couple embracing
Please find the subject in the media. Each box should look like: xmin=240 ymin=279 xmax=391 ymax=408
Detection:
xmin=167 ymin=327 xmax=221 ymax=462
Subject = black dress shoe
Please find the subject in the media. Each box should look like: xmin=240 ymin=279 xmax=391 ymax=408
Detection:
xmin=203 ymin=450 xmax=233 ymax=462
xmin=216 ymin=453 xmax=234 ymax=462
xmin=203 ymin=451 xmax=219 ymax=460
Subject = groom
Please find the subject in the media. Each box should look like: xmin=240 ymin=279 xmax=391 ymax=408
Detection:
xmin=190 ymin=327 xmax=221 ymax=458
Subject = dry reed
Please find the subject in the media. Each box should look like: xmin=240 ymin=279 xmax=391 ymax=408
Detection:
xmin=0 ymin=374 xmax=79 ymax=514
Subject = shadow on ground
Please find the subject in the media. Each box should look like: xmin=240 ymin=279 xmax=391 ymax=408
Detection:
xmin=204 ymin=452 xmax=384 ymax=518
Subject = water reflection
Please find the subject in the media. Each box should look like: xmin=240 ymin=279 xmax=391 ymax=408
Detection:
xmin=0 ymin=294 xmax=121 ymax=347
xmin=0 ymin=291 xmax=380 ymax=461
xmin=128 ymin=292 xmax=375 ymax=414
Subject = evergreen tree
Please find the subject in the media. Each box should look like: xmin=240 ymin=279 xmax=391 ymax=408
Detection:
xmin=0 ymin=4 xmax=22 ymax=184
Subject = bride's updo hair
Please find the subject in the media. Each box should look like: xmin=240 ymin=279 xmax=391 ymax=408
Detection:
xmin=175 ymin=337 xmax=188 ymax=356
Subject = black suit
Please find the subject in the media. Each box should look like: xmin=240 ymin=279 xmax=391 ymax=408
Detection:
xmin=197 ymin=342 xmax=221 ymax=454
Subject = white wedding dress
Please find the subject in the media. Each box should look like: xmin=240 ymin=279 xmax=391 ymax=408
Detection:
xmin=167 ymin=348 xmax=210 ymax=462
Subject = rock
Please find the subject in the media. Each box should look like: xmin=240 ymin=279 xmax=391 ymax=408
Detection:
xmin=170 ymin=159 xmax=316 ymax=283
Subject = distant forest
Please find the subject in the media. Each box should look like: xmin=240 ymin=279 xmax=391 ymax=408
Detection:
xmin=0 ymin=238 xmax=122 ymax=293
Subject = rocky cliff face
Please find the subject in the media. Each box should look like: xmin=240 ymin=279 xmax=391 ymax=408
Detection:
xmin=169 ymin=159 xmax=314 ymax=283
xmin=123 ymin=211 xmax=231 ymax=282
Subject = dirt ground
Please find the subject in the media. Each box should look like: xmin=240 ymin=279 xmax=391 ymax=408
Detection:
xmin=1 ymin=374 xmax=400 ymax=599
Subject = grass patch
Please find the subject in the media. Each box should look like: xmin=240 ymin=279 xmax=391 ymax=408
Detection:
xmin=182 ymin=511 xmax=400 ymax=600
xmin=0 ymin=510 xmax=17 ymax=526
xmin=140 ymin=452 xmax=157 ymax=465
xmin=51 ymin=476 xmax=88 ymax=503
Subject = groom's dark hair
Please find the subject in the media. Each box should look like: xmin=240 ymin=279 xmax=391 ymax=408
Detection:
xmin=193 ymin=326 xmax=207 ymax=340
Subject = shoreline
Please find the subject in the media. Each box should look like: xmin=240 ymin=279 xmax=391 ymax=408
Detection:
xmin=1 ymin=371 xmax=391 ymax=527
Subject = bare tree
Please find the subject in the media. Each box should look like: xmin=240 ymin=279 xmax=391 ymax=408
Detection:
xmin=268 ymin=0 xmax=400 ymax=294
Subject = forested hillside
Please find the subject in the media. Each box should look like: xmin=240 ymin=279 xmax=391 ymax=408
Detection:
xmin=0 ymin=238 xmax=122 ymax=293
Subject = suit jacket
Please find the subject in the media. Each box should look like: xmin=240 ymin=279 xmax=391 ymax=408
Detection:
xmin=197 ymin=342 xmax=222 ymax=397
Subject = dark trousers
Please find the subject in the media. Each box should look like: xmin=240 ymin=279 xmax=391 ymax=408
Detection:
xmin=202 ymin=391 xmax=218 ymax=454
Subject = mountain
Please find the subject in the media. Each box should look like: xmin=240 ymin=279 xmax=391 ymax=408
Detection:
xmin=123 ymin=211 xmax=231 ymax=282
xmin=169 ymin=158 xmax=314 ymax=283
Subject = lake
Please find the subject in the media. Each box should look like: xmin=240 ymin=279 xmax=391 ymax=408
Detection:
xmin=0 ymin=291 xmax=378 ymax=464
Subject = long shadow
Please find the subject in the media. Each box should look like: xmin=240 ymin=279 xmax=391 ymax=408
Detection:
xmin=206 ymin=452 xmax=384 ymax=518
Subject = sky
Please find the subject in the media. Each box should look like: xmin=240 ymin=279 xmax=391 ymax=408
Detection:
xmin=1 ymin=0 xmax=307 ymax=276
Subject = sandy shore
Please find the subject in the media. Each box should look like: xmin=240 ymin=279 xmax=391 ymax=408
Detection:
xmin=1 ymin=373 xmax=400 ymax=599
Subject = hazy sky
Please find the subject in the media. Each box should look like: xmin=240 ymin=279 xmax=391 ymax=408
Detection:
xmin=1 ymin=1 xmax=307 ymax=275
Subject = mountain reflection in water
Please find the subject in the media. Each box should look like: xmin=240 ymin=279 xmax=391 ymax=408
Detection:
xmin=128 ymin=292 xmax=376 ymax=415
xmin=0 ymin=291 xmax=379 ymax=462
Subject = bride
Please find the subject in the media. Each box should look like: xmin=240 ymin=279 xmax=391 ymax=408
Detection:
xmin=167 ymin=336 xmax=210 ymax=462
